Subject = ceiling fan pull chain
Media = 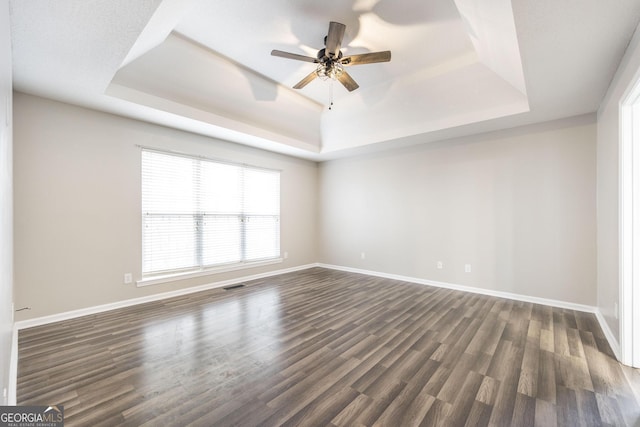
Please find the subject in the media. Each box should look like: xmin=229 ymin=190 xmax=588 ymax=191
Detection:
xmin=329 ymin=79 xmax=334 ymax=111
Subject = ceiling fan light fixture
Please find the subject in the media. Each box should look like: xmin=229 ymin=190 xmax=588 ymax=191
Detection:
xmin=316 ymin=61 xmax=344 ymax=80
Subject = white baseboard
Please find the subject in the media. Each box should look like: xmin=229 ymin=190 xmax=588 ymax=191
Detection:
xmin=319 ymin=263 xmax=598 ymax=313
xmin=8 ymin=324 xmax=17 ymax=405
xmin=15 ymin=263 xmax=319 ymax=330
xmin=594 ymin=308 xmax=621 ymax=361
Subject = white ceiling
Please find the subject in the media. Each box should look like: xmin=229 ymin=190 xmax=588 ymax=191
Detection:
xmin=9 ymin=0 xmax=640 ymax=161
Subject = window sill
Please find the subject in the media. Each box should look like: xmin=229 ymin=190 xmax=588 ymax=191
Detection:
xmin=136 ymin=258 xmax=283 ymax=287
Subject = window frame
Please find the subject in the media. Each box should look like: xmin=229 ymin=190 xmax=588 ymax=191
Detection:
xmin=139 ymin=147 xmax=282 ymax=286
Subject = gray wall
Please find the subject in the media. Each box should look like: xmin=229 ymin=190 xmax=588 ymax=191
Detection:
xmin=0 ymin=0 xmax=13 ymax=405
xmin=319 ymin=116 xmax=597 ymax=306
xmin=596 ymin=23 xmax=640 ymax=344
xmin=13 ymin=92 xmax=318 ymax=321
xmin=13 ymin=57 xmax=624 ymax=328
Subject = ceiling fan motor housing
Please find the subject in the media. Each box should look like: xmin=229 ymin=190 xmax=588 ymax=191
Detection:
xmin=317 ymin=48 xmax=343 ymax=61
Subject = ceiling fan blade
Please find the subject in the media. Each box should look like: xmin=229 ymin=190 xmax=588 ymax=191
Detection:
xmin=337 ymin=71 xmax=359 ymax=92
xmin=325 ymin=21 xmax=346 ymax=58
xmin=341 ymin=51 xmax=392 ymax=66
xmin=293 ymin=71 xmax=318 ymax=89
xmin=271 ymin=50 xmax=318 ymax=63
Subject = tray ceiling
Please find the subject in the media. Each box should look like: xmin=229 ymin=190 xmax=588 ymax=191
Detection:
xmin=10 ymin=0 xmax=640 ymax=160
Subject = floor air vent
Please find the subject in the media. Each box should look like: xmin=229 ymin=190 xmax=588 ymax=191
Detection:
xmin=223 ymin=284 xmax=245 ymax=290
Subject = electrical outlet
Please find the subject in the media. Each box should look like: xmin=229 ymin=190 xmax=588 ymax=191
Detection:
xmin=614 ymin=302 xmax=619 ymax=319
xmin=124 ymin=273 xmax=133 ymax=284
xmin=465 ymin=264 xmax=472 ymax=273
xmin=437 ymin=261 xmax=443 ymax=269
xmin=283 ymin=251 xmax=288 ymax=259
xmin=361 ymin=252 xmax=366 ymax=260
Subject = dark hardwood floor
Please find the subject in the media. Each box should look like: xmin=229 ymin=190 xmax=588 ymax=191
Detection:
xmin=17 ymin=268 xmax=640 ymax=426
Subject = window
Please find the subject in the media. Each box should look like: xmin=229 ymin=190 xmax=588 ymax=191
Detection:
xmin=141 ymin=149 xmax=280 ymax=277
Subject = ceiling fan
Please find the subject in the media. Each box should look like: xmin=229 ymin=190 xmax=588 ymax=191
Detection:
xmin=271 ymin=21 xmax=391 ymax=92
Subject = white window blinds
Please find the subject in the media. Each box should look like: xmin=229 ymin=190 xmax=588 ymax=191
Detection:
xmin=141 ymin=149 xmax=280 ymax=276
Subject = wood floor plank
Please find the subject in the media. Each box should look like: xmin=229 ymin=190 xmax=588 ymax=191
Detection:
xmin=371 ymin=359 xmax=439 ymax=426
xmin=331 ymin=393 xmax=376 ymax=427
xmin=534 ymin=398 xmax=558 ymax=427
xmin=419 ymin=398 xmax=452 ymax=427
xmin=444 ymin=370 xmax=485 ymax=425
xmin=511 ymin=392 xmax=536 ymax=427
xmin=16 ymin=267 xmax=640 ymax=426
xmin=538 ymin=349 xmax=558 ymax=404
xmin=466 ymin=400 xmax=493 ymax=427
xmin=277 ymin=382 xmax=360 ymax=426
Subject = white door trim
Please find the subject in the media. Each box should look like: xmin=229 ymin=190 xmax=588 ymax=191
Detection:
xmin=620 ymin=75 xmax=640 ymax=367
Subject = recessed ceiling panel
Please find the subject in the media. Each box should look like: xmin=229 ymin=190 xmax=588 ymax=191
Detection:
xmin=321 ymin=60 xmax=529 ymax=151
xmin=111 ymin=0 xmax=530 ymax=154
xmin=109 ymin=33 xmax=323 ymax=151
xmin=10 ymin=0 xmax=640 ymax=160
